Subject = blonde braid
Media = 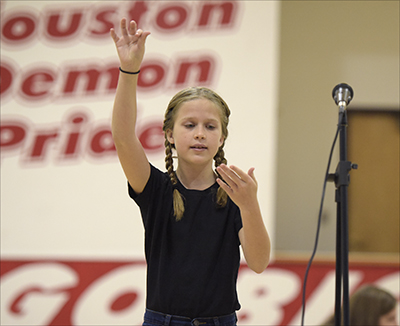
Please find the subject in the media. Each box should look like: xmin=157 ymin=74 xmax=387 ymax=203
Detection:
xmin=164 ymin=138 xmax=176 ymax=184
xmin=214 ymin=145 xmax=228 ymax=208
xmin=164 ymin=137 xmax=185 ymax=221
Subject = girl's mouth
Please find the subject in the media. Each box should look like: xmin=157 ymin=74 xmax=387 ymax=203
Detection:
xmin=191 ymin=144 xmax=207 ymax=150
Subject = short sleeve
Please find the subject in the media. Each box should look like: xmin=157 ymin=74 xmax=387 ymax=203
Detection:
xmin=127 ymin=164 xmax=173 ymax=229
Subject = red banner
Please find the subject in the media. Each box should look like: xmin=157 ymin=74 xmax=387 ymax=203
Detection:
xmin=1 ymin=258 xmax=399 ymax=325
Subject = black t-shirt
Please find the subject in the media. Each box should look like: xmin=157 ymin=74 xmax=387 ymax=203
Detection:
xmin=129 ymin=164 xmax=242 ymax=318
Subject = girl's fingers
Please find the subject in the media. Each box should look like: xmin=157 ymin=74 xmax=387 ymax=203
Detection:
xmin=120 ymin=18 xmax=128 ymax=36
xmin=229 ymin=165 xmax=249 ymax=181
xmin=229 ymin=165 xmax=256 ymax=185
xmin=216 ymin=178 xmax=231 ymax=192
xmin=129 ymin=20 xmax=137 ymax=35
xmin=247 ymin=167 xmax=257 ymax=183
xmin=218 ymin=164 xmax=243 ymax=183
xmin=217 ymin=164 xmax=257 ymax=191
xmin=110 ymin=29 xmax=119 ymax=43
xmin=112 ymin=19 xmax=149 ymax=48
xmin=217 ymin=165 xmax=239 ymax=189
xmin=137 ymin=31 xmax=151 ymax=48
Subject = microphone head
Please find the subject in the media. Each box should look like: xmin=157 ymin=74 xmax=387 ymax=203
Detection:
xmin=332 ymin=83 xmax=354 ymax=106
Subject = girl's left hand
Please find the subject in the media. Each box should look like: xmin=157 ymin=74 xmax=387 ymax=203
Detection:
xmin=216 ymin=164 xmax=258 ymax=208
xmin=218 ymin=164 xmax=270 ymax=273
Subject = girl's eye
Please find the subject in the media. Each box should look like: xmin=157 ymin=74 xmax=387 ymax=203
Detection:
xmin=207 ymin=125 xmax=216 ymax=130
xmin=185 ymin=123 xmax=195 ymax=128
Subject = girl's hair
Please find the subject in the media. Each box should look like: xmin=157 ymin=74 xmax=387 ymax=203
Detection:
xmin=349 ymin=285 xmax=397 ymax=325
xmin=322 ymin=284 xmax=397 ymax=326
xmin=163 ymin=86 xmax=231 ymax=221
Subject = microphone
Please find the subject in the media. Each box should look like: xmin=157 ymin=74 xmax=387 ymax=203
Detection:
xmin=332 ymin=83 xmax=354 ymax=111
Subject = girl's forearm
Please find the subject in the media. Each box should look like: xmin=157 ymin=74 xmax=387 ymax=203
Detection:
xmin=240 ymin=205 xmax=271 ymax=273
xmin=111 ymin=73 xmax=139 ymax=144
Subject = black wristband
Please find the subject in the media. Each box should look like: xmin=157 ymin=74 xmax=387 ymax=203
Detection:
xmin=119 ymin=67 xmax=140 ymax=75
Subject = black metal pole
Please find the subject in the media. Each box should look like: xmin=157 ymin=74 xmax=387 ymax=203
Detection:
xmin=334 ymin=187 xmax=342 ymax=326
xmin=341 ymin=110 xmax=350 ymax=326
xmin=333 ymin=110 xmax=353 ymax=326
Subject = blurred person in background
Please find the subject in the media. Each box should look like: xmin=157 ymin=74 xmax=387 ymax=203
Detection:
xmin=322 ymin=284 xmax=398 ymax=326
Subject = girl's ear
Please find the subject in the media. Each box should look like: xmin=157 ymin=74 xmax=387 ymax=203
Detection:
xmin=219 ymin=135 xmax=225 ymax=147
xmin=166 ymin=129 xmax=174 ymax=144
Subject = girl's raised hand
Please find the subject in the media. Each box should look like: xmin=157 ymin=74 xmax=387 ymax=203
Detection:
xmin=110 ymin=18 xmax=150 ymax=72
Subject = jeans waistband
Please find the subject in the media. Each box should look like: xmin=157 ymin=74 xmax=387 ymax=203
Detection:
xmin=144 ymin=309 xmax=237 ymax=326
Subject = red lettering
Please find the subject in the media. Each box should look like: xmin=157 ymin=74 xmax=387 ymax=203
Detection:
xmin=1 ymin=260 xmax=398 ymax=326
xmin=20 ymin=69 xmax=55 ymax=100
xmin=156 ymin=4 xmax=189 ymax=30
xmin=64 ymin=69 xmax=100 ymax=94
xmin=0 ymin=123 xmax=27 ymax=150
xmin=90 ymin=9 xmax=117 ymax=37
xmin=1 ymin=110 xmax=165 ymax=166
xmin=127 ymin=1 xmax=149 ymax=27
xmin=10 ymin=288 xmax=43 ymax=314
xmin=1 ymin=2 xmax=239 ymax=45
xmin=1 ymin=56 xmax=217 ymax=103
xmin=1 ymin=13 xmax=36 ymax=42
xmin=0 ymin=64 xmax=13 ymax=96
xmin=61 ymin=113 xmax=88 ymax=158
xmin=90 ymin=129 xmax=116 ymax=155
xmin=137 ymin=62 xmax=166 ymax=90
xmin=46 ymin=12 xmax=83 ymax=39
xmin=198 ymin=2 xmax=236 ymax=27
xmin=62 ymin=67 xmax=119 ymax=96
xmin=110 ymin=292 xmax=138 ymax=312
xmin=29 ymin=132 xmax=58 ymax=159
xmin=175 ymin=57 xmax=214 ymax=86
xmin=138 ymin=122 xmax=164 ymax=152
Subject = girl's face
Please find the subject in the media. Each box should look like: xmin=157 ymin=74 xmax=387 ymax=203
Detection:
xmin=166 ymin=98 xmax=224 ymax=168
xmin=379 ymin=307 xmax=399 ymax=326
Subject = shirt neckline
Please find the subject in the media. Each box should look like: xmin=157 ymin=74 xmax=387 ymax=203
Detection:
xmin=176 ymin=178 xmax=218 ymax=193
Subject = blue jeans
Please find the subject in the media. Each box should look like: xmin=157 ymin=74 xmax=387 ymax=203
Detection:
xmin=143 ymin=309 xmax=237 ymax=326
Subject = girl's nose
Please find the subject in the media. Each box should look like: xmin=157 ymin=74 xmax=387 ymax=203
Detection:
xmin=194 ymin=126 xmax=206 ymax=139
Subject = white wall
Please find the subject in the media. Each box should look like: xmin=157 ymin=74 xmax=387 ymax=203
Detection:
xmin=1 ymin=1 xmax=280 ymax=260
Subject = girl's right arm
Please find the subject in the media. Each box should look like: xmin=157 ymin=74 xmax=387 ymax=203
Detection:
xmin=110 ymin=18 xmax=151 ymax=194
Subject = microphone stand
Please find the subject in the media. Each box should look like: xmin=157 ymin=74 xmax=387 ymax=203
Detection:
xmin=328 ymin=84 xmax=357 ymax=326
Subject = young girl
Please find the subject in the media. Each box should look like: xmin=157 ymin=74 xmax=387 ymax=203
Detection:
xmin=110 ymin=18 xmax=271 ymax=326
